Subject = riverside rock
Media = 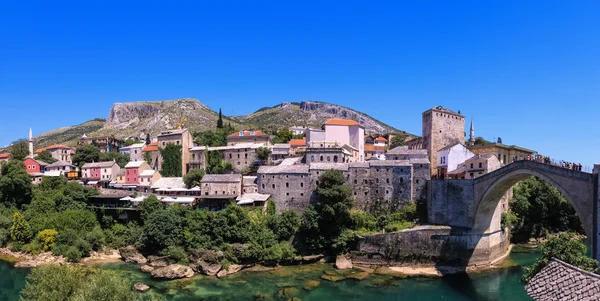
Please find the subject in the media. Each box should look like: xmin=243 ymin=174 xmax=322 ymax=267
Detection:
xmin=134 ymin=282 xmax=150 ymax=292
xmin=148 ymin=255 xmax=169 ymax=267
xmin=140 ymin=265 xmax=155 ymax=273
xmin=198 ymin=261 xmax=222 ymax=276
xmin=335 ymin=255 xmax=353 ymax=270
xmin=190 ymin=249 xmax=224 ymax=264
xmin=119 ymin=246 xmax=147 ymax=265
xmin=216 ymin=264 xmax=244 ymax=278
xmin=151 ymin=264 xmax=195 ymax=279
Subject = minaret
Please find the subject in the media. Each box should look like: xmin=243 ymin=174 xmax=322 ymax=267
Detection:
xmin=468 ymin=119 xmax=475 ymax=146
xmin=28 ymin=127 xmax=34 ymax=158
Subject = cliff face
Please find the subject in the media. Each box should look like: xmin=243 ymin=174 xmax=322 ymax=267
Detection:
xmin=233 ymin=101 xmax=399 ymax=134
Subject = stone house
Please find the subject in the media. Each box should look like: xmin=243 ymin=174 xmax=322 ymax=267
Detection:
xmin=386 ymin=146 xmax=428 ymax=160
xmin=200 ymin=174 xmax=243 ymax=198
xmin=188 ymin=146 xmax=207 ymax=171
xmin=421 ymin=106 xmax=466 ymax=176
xmin=138 ymin=169 xmax=161 ymax=192
xmin=468 ymin=142 xmax=535 ymax=165
xmin=35 ymin=144 xmax=75 ymax=163
xmin=119 ymin=143 xmax=146 ymax=162
xmin=448 ymin=154 xmax=502 ymax=180
xmin=365 ymin=144 xmax=386 ymax=161
xmin=78 ymin=134 xmax=123 ymax=153
xmin=243 ymin=176 xmax=259 ymax=194
xmin=227 ymin=130 xmax=271 ymax=146
xmin=374 ymin=136 xmax=387 ymax=147
xmin=209 ymin=143 xmax=263 ymax=172
xmin=436 ymin=143 xmax=474 ymax=179
xmin=322 ymin=119 xmax=365 ymax=162
xmin=289 ymin=137 xmax=307 ymax=155
xmin=157 ymin=128 xmax=194 ymax=176
xmin=271 ymin=144 xmax=291 ymax=161
xmin=257 ymin=165 xmax=310 ymax=212
xmin=305 ymin=141 xmax=352 ymax=164
xmin=289 ymin=126 xmax=307 ymax=135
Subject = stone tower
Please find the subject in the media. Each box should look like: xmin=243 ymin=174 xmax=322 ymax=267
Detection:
xmin=28 ymin=127 xmax=34 ymax=158
xmin=421 ymin=106 xmax=465 ymax=176
xmin=469 ymin=119 xmax=475 ymax=146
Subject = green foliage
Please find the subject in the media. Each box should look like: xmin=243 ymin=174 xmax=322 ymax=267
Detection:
xmin=267 ymin=211 xmax=300 ymax=241
xmin=22 ymin=240 xmax=43 ymax=255
xmin=104 ymin=222 xmax=143 ymax=249
xmin=11 ymin=211 xmax=32 ymax=243
xmin=0 ymin=160 xmax=33 ymax=208
xmin=9 ymin=139 xmax=30 ymax=161
xmin=193 ymin=128 xmax=232 ymax=147
xmin=99 ymin=152 xmax=130 ymax=168
xmin=522 ymin=233 xmax=598 ymax=283
xmin=142 ymin=207 xmax=186 ymax=251
xmin=272 ymin=129 xmax=297 ymax=144
xmin=217 ymin=108 xmax=224 ymax=128
xmin=159 ymin=144 xmax=182 ymax=177
xmin=389 ymin=132 xmax=409 ymax=149
xmin=384 ymin=221 xmax=414 ymax=232
xmin=35 ymin=150 xmax=58 ymax=164
xmin=256 ymin=147 xmax=272 ymax=162
xmin=206 ymin=150 xmax=233 ymax=174
xmin=137 ymin=195 xmax=165 ymax=222
xmin=72 ymin=144 xmax=101 ymax=167
xmin=37 ymin=229 xmax=58 ymax=251
xmin=510 ymin=177 xmax=583 ymax=242
xmin=20 ymin=265 xmax=150 ymax=301
xmin=266 ymin=199 xmax=276 ymax=216
xmin=183 ymin=168 xmax=205 ymax=188
xmin=52 ymin=229 xmax=92 ymax=262
xmin=297 ymin=170 xmax=354 ymax=254
xmin=388 ymin=202 xmax=417 ymax=223
xmin=501 ymin=210 xmax=518 ymax=230
xmin=474 ymin=136 xmax=490 ymax=145
xmin=144 ymin=151 xmax=152 ymax=165
xmin=123 ymin=139 xmax=141 ymax=147
xmin=162 ymin=245 xmax=189 ymax=265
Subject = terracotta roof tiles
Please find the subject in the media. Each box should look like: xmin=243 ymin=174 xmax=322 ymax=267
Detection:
xmin=324 ymin=118 xmax=361 ymax=126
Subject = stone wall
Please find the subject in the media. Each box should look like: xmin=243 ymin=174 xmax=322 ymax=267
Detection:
xmin=427 ymin=179 xmax=474 ymax=228
xmin=221 ymin=148 xmax=257 ymax=172
xmin=258 ymin=172 xmax=311 ymax=212
xmin=422 ymin=108 xmax=465 ymax=175
xmin=351 ymin=225 xmax=510 ymax=268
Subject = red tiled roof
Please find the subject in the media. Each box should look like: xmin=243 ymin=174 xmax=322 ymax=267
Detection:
xmin=289 ymin=137 xmax=306 ymax=147
xmin=34 ymin=148 xmax=46 ymax=154
xmin=35 ymin=144 xmax=73 ymax=154
xmin=143 ymin=142 xmax=158 ymax=152
xmin=324 ymin=118 xmax=361 ymax=126
xmin=365 ymin=145 xmax=386 ymax=152
xmin=375 ymin=137 xmax=387 ymax=142
xmin=228 ymin=130 xmax=267 ymax=137
xmin=0 ymin=153 xmax=11 ymax=159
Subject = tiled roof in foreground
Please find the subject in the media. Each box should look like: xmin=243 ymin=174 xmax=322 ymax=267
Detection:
xmin=525 ymin=258 xmax=600 ymax=301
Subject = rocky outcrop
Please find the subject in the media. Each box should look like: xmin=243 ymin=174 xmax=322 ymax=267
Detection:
xmin=151 ymin=264 xmax=195 ymax=279
xmin=216 ymin=264 xmax=244 ymax=278
xmin=335 ymin=255 xmax=353 ymax=270
xmin=140 ymin=265 xmax=155 ymax=273
xmin=147 ymin=255 xmax=169 ymax=267
xmin=197 ymin=261 xmax=222 ymax=276
xmin=190 ymin=249 xmax=224 ymax=264
xmin=119 ymin=246 xmax=147 ymax=265
xmin=0 ymin=248 xmax=66 ymax=268
xmin=134 ymin=282 xmax=150 ymax=292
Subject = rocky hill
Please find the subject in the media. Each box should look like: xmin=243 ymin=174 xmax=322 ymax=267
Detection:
xmin=232 ymin=101 xmax=400 ymax=134
xmin=26 ymin=98 xmax=407 ymax=149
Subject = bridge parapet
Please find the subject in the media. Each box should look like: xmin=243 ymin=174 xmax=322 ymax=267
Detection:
xmin=474 ymin=160 xmax=593 ymax=185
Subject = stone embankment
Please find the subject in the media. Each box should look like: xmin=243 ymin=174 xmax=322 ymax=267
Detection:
xmin=0 ymin=248 xmax=121 ymax=268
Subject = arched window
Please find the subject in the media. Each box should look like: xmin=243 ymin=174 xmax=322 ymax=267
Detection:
xmin=333 ymin=156 xmax=338 ymax=162
xmin=327 ymin=156 xmax=330 ymax=162
xmin=320 ymin=156 xmax=324 ymax=161
xmin=311 ymin=155 xmax=315 ymax=161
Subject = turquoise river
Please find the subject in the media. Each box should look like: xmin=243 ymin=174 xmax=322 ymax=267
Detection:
xmin=0 ymin=248 xmax=537 ymax=301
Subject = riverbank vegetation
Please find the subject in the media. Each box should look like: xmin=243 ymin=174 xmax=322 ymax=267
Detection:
xmin=504 ymin=176 xmax=583 ymax=243
xmin=0 ymin=163 xmax=417 ymax=267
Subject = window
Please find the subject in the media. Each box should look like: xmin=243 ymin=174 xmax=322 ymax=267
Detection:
xmin=354 ymin=192 xmax=357 ymax=196
xmin=333 ymin=156 xmax=338 ymax=162
xmin=286 ymin=193 xmax=289 ymax=196
xmin=316 ymin=181 xmax=320 ymax=186
xmin=364 ymin=191 xmax=368 ymax=196
xmin=503 ymin=155 xmax=507 ymax=164
xmin=354 ymin=179 xmax=357 ymax=184
xmin=300 ymin=182 xmax=304 ymax=187
xmin=376 ymin=190 xmax=379 ymax=194
xmin=272 ymin=184 xmax=275 ymax=189
xmin=229 ymin=154 xmax=232 ymax=159
xmin=386 ymin=190 xmax=389 ymax=194
xmin=320 ymin=156 xmax=323 ymax=162
xmin=376 ymin=178 xmax=379 ymax=183
xmin=300 ymin=193 xmax=304 ymax=196
xmin=470 ymin=163 xmax=473 ymax=168
xmin=311 ymin=155 xmax=315 ymax=162
xmin=237 ymin=154 xmax=240 ymax=159
xmin=386 ymin=178 xmax=390 ymax=184
xmin=416 ymin=179 xmax=419 ymax=184
xmin=363 ymin=179 xmax=368 ymax=184
xmin=222 ymin=191 xmax=225 ymax=194
xmin=470 ymin=172 xmax=474 ymax=178
xmin=192 ymin=154 xmax=195 ymax=159
xmin=400 ymin=178 xmax=404 ymax=183
xmin=286 ymin=182 xmax=289 ymax=188
xmin=478 ymin=162 xmax=482 ymax=168
xmin=262 ymin=184 xmax=265 ymax=189
xmin=162 ymin=142 xmax=166 ymax=146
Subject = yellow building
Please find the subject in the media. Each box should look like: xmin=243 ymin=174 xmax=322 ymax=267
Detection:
xmin=468 ymin=143 xmax=535 ymax=165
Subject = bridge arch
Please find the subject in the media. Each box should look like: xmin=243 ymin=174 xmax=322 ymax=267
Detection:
xmin=472 ymin=161 xmax=594 ymax=239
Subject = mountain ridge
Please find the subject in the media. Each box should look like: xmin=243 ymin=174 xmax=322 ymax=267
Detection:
xmin=19 ymin=98 xmax=411 ymax=149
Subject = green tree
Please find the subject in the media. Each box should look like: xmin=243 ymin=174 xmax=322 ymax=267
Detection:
xmin=474 ymin=136 xmax=490 ymax=145
xmin=510 ymin=176 xmax=583 ymax=242
xmin=145 ymin=133 xmax=151 ymax=145
xmin=193 ymin=128 xmax=230 ymax=147
xmin=9 ymin=139 xmax=30 ymax=161
xmin=72 ymin=145 xmax=101 ymax=167
xmin=159 ymin=144 xmax=182 ymax=177
xmin=217 ymin=108 xmax=224 ymax=128
xmin=206 ymin=150 xmax=232 ymax=174
xmin=143 ymin=208 xmax=185 ymax=251
xmin=389 ymin=132 xmax=409 ymax=149
xmin=522 ymin=233 xmax=598 ymax=283
xmin=256 ymin=147 xmax=271 ymax=162
xmin=298 ymin=170 xmax=355 ymax=254
xmin=272 ymin=129 xmax=294 ymax=143
xmin=143 ymin=151 xmax=152 ymax=165
xmin=35 ymin=150 xmax=58 ymax=164
xmin=37 ymin=229 xmax=59 ymax=251
xmin=137 ymin=195 xmax=165 ymax=222
xmin=11 ymin=211 xmax=32 ymax=243
xmin=183 ymin=168 xmax=205 ymax=188
xmin=0 ymin=160 xmax=33 ymax=208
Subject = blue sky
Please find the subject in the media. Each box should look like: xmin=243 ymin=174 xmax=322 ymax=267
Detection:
xmin=1 ymin=1 xmax=598 ymax=167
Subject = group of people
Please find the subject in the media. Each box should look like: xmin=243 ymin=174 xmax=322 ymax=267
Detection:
xmin=526 ymin=154 xmax=583 ymax=171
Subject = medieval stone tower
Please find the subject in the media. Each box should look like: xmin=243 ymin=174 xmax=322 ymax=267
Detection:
xmin=421 ymin=106 xmax=465 ymax=176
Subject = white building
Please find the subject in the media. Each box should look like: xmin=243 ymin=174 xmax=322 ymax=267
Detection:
xmin=119 ymin=143 xmax=146 ymax=162
xmin=436 ymin=143 xmax=474 ymax=179
xmin=45 ymin=161 xmax=77 ymax=176
xmin=289 ymin=126 xmax=307 ymax=135
xmin=306 ymin=119 xmax=366 ymax=163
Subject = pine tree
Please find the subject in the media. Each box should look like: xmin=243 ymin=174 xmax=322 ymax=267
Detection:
xmin=217 ymin=108 xmax=224 ymax=128
xmin=145 ymin=133 xmax=151 ymax=144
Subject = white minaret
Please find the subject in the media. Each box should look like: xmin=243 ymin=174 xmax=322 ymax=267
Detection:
xmin=468 ymin=119 xmax=475 ymax=146
xmin=28 ymin=127 xmax=34 ymax=158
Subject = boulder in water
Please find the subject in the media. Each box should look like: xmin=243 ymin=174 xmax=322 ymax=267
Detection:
xmin=335 ymin=255 xmax=352 ymax=270
xmin=216 ymin=264 xmax=244 ymax=278
xmin=151 ymin=264 xmax=195 ymax=279
xmin=147 ymin=255 xmax=169 ymax=267
xmin=140 ymin=265 xmax=155 ymax=273
xmin=134 ymin=282 xmax=150 ymax=292
xmin=197 ymin=261 xmax=222 ymax=276
xmin=119 ymin=246 xmax=147 ymax=265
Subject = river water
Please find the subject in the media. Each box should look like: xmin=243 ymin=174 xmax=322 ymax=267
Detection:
xmin=0 ymin=248 xmax=537 ymax=301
